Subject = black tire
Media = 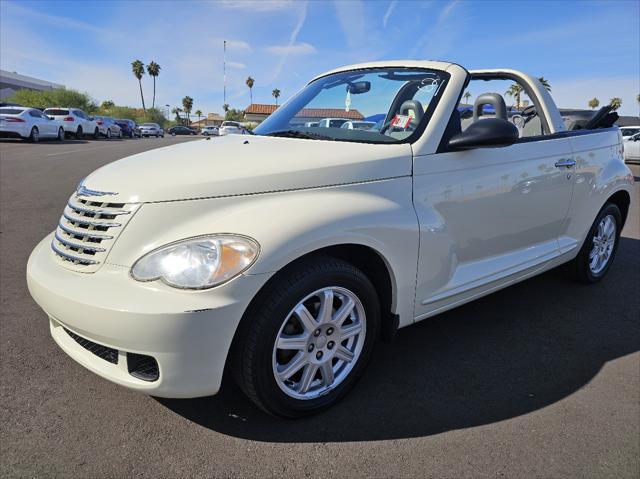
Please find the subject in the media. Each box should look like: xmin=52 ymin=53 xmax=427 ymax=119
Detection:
xmin=76 ymin=126 xmax=83 ymax=139
xmin=28 ymin=127 xmax=39 ymax=142
xmin=565 ymin=203 xmax=622 ymax=283
xmin=233 ymin=256 xmax=380 ymax=418
xmin=106 ymin=128 xmax=111 ymax=139
xmin=93 ymin=127 xmax=99 ymax=139
xmin=57 ymin=127 xmax=64 ymax=141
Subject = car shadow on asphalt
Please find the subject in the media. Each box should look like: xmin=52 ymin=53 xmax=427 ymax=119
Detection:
xmin=157 ymin=237 xmax=640 ymax=442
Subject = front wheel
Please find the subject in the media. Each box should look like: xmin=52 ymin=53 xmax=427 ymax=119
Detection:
xmin=93 ymin=127 xmax=99 ymax=139
xmin=57 ymin=127 xmax=64 ymax=141
xmin=106 ymin=128 xmax=111 ymax=139
xmin=118 ymin=130 xmax=123 ymax=139
xmin=233 ymin=257 xmax=380 ymax=418
xmin=76 ymin=126 xmax=83 ymax=139
xmin=565 ymin=203 xmax=622 ymax=283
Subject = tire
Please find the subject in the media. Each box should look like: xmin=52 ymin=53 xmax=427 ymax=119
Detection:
xmin=106 ymin=129 xmax=111 ymax=139
xmin=57 ymin=127 xmax=64 ymax=141
xmin=118 ymin=130 xmax=123 ymax=139
xmin=76 ymin=126 xmax=83 ymax=139
xmin=93 ymin=128 xmax=99 ymax=140
xmin=565 ymin=203 xmax=622 ymax=283
xmin=28 ymin=127 xmax=39 ymax=142
xmin=233 ymin=256 xmax=380 ymax=418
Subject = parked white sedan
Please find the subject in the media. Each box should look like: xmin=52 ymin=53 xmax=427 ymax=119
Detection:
xmin=43 ymin=108 xmax=99 ymax=139
xmin=624 ymin=132 xmax=640 ymax=163
xmin=218 ymin=121 xmax=244 ymax=135
xmin=0 ymin=107 xmax=65 ymax=141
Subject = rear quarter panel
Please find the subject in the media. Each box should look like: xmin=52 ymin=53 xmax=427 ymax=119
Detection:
xmin=566 ymin=129 xmax=634 ymax=245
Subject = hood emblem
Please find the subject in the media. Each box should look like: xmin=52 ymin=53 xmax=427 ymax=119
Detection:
xmin=76 ymin=184 xmax=118 ymax=197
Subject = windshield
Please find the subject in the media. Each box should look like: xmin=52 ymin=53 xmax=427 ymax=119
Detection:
xmin=254 ymin=67 xmax=449 ymax=144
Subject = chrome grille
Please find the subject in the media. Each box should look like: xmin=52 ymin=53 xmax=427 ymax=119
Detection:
xmin=51 ymin=194 xmax=140 ymax=272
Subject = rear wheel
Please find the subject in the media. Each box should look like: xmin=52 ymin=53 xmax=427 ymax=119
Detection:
xmin=233 ymin=256 xmax=380 ymax=418
xmin=566 ymin=203 xmax=622 ymax=283
xmin=76 ymin=126 xmax=83 ymax=139
xmin=57 ymin=127 xmax=64 ymax=141
xmin=93 ymin=127 xmax=99 ymax=139
xmin=28 ymin=127 xmax=39 ymax=142
xmin=118 ymin=130 xmax=123 ymax=139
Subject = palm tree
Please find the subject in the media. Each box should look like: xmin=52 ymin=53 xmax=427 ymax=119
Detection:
xmin=131 ymin=60 xmax=146 ymax=112
xmin=246 ymin=76 xmax=255 ymax=104
xmin=146 ymin=61 xmax=161 ymax=109
xmin=462 ymin=91 xmax=471 ymax=105
xmin=272 ymin=88 xmax=281 ymax=106
xmin=505 ymin=83 xmax=524 ymax=109
xmin=537 ymin=77 xmax=551 ymax=92
xmin=609 ymin=97 xmax=622 ymax=111
xmin=223 ymin=103 xmax=229 ymax=113
xmin=182 ymin=96 xmax=193 ymax=125
xmin=588 ymin=97 xmax=600 ymax=110
xmin=195 ymin=109 xmax=202 ymax=128
xmin=171 ymin=107 xmax=182 ymax=123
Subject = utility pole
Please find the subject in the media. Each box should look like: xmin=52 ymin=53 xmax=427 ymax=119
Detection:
xmin=223 ymin=40 xmax=227 ymax=108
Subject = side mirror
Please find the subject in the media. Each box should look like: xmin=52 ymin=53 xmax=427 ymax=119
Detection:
xmin=448 ymin=118 xmax=519 ymax=151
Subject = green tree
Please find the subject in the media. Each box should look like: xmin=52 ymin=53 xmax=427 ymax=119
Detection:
xmin=588 ymin=97 xmax=600 ymax=109
xmin=246 ymin=76 xmax=255 ymax=104
xmin=101 ymin=100 xmax=115 ymax=111
xmin=223 ymin=103 xmax=229 ymax=113
xmin=171 ymin=107 xmax=182 ymax=123
xmin=182 ymin=96 xmax=193 ymax=125
xmin=505 ymin=83 xmax=524 ymax=109
xmin=225 ymin=108 xmax=244 ymax=121
xmin=462 ymin=91 xmax=471 ymax=105
xmin=7 ymin=88 xmax=98 ymax=112
xmin=146 ymin=61 xmax=161 ymax=109
xmin=272 ymin=88 xmax=281 ymax=105
xmin=537 ymin=77 xmax=551 ymax=92
xmin=609 ymin=97 xmax=622 ymax=111
xmin=195 ymin=109 xmax=202 ymax=127
xmin=131 ymin=60 xmax=146 ymax=112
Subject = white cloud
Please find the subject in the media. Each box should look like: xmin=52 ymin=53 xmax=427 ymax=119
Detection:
xmin=2 ymin=1 xmax=109 ymax=35
xmin=266 ymin=43 xmax=315 ymax=55
xmin=218 ymin=0 xmax=293 ymax=12
xmin=220 ymin=39 xmax=252 ymax=52
xmin=333 ymin=0 xmax=365 ymax=49
xmin=410 ymin=0 xmax=461 ymax=58
xmin=227 ymin=61 xmax=247 ymax=69
xmin=383 ymin=0 xmax=397 ymax=28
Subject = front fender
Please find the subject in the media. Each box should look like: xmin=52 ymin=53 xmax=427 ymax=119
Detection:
xmin=107 ymin=178 xmax=419 ymax=326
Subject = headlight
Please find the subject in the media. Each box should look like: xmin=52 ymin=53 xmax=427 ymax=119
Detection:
xmin=131 ymin=235 xmax=259 ymax=289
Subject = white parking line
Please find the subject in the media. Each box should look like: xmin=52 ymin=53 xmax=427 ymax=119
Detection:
xmin=45 ymin=145 xmax=115 ymax=157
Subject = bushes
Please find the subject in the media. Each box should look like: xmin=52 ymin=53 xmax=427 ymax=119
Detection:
xmin=8 ymin=88 xmax=169 ymax=127
xmin=6 ymin=88 xmax=98 ymax=113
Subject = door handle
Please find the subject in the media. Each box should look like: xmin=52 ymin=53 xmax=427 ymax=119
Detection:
xmin=555 ymin=158 xmax=576 ymax=168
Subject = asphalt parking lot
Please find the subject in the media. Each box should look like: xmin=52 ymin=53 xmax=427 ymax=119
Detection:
xmin=1 ymin=138 xmax=638 ymax=478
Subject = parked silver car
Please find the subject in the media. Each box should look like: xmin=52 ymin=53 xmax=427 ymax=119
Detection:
xmin=93 ymin=116 xmax=123 ymax=139
xmin=140 ymin=123 xmax=164 ymax=138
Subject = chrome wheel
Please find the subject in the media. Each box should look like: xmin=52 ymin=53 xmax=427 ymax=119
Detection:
xmin=589 ymin=214 xmax=616 ymax=274
xmin=272 ymin=286 xmax=366 ymax=400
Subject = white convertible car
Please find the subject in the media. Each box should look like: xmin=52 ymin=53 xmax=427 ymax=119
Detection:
xmin=27 ymin=61 xmax=634 ymax=417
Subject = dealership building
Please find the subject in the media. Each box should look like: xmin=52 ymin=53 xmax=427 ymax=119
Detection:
xmin=0 ymin=70 xmax=64 ymax=100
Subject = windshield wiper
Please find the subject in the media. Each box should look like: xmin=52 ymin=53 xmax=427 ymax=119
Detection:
xmin=264 ymin=130 xmax=334 ymax=141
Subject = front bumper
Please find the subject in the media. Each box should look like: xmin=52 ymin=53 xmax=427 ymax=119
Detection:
xmin=27 ymin=234 xmax=271 ymax=398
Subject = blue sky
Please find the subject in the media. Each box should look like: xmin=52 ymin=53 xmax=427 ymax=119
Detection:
xmin=1 ymin=0 xmax=638 ymax=116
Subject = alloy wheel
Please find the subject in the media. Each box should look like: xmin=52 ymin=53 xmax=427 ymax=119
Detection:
xmin=272 ymin=286 xmax=366 ymax=400
xmin=589 ymin=214 xmax=616 ymax=274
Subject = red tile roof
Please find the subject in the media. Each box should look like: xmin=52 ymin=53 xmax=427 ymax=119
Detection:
xmin=244 ymin=104 xmax=364 ymax=120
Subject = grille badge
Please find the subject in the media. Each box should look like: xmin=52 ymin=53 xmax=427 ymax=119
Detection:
xmin=76 ymin=184 xmax=118 ymax=197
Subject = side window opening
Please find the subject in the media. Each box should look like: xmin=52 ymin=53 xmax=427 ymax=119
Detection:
xmin=459 ymin=77 xmax=548 ymax=140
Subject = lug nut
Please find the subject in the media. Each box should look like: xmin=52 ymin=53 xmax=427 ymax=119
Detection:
xmin=326 ymin=327 xmax=334 ymax=335
xmin=316 ymin=351 xmax=323 ymax=360
xmin=327 ymin=341 xmax=335 ymax=350
xmin=314 ymin=329 xmax=321 ymax=337
xmin=308 ymin=344 xmax=315 ymax=352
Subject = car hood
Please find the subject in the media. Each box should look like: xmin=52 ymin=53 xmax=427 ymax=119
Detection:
xmin=82 ymin=135 xmax=412 ymax=203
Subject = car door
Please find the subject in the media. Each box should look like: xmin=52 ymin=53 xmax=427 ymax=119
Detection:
xmin=30 ymin=109 xmax=53 ymax=136
xmin=412 ymin=136 xmax=575 ymax=319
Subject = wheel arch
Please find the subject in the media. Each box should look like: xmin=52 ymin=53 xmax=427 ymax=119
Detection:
xmin=606 ymin=189 xmax=631 ymax=228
